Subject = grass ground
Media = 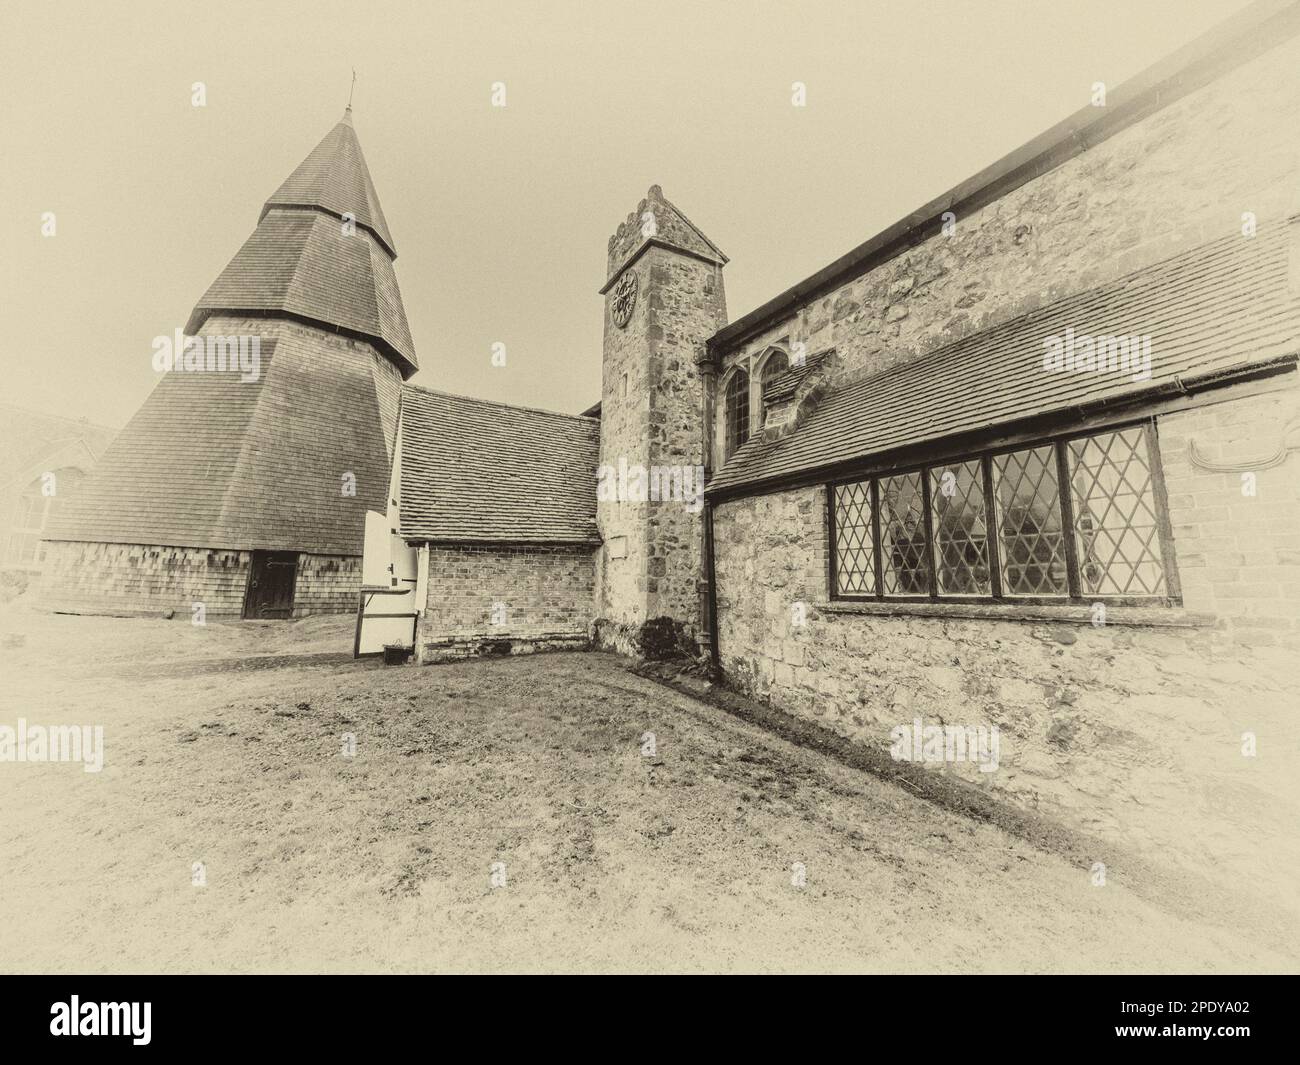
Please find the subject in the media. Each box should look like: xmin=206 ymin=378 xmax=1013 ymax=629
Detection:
xmin=1 ymin=607 xmax=1295 ymax=973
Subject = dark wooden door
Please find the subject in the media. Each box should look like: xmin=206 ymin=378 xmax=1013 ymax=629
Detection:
xmin=243 ymin=551 xmax=299 ymax=619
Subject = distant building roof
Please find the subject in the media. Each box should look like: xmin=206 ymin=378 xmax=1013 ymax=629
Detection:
xmin=0 ymin=405 xmax=117 ymax=487
xmin=188 ymin=109 xmax=417 ymax=377
xmin=399 ymin=386 xmax=600 ymax=544
xmin=708 ymin=218 xmax=1300 ymax=497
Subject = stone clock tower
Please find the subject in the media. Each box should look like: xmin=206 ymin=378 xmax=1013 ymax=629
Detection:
xmin=595 ymin=185 xmax=728 ymax=653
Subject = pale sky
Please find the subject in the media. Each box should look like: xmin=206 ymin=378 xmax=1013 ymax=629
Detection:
xmin=2 ymin=0 xmax=1253 ymax=428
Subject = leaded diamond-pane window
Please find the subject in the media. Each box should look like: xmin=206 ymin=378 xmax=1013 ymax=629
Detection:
xmin=828 ymin=420 xmax=1176 ymax=605
xmin=1067 ymin=426 xmax=1166 ymax=596
xmin=879 ymin=472 xmax=928 ymax=596
xmin=833 ymin=481 xmax=876 ymax=594
xmin=930 ymin=461 xmax=990 ymax=595
xmin=992 ymin=445 xmax=1069 ymax=596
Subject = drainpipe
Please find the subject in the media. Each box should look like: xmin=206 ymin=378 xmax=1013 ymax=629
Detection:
xmin=703 ymin=498 xmax=721 ymax=674
xmin=697 ymin=345 xmax=722 ymax=674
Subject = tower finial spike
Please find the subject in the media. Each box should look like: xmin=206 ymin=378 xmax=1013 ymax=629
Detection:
xmin=347 ymin=68 xmax=357 ymax=111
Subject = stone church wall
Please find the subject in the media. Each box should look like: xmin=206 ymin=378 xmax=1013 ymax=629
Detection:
xmin=597 ymin=245 xmax=654 ymax=633
xmin=704 ymin=30 xmax=1300 ymax=887
xmin=711 ymin=379 xmax=1300 ymax=897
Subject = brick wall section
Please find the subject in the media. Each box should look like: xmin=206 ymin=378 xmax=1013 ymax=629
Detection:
xmin=718 ymin=33 xmax=1300 ymax=399
xmin=39 ymin=540 xmax=360 ymax=617
xmin=711 ymin=393 xmax=1300 ymax=887
xmin=418 ymin=544 xmax=596 ymax=661
xmin=1159 ymin=382 xmax=1300 ymax=646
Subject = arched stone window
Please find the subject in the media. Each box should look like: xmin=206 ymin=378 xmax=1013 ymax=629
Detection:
xmin=760 ymin=349 xmax=790 ymax=398
xmin=724 ymin=368 xmax=750 ymax=460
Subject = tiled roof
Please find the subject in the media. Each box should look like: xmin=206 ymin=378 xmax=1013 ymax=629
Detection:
xmin=262 ymin=108 xmax=397 ymax=256
xmin=399 ymin=387 xmax=601 ymax=544
xmin=709 ymin=219 xmax=1300 ymax=495
xmin=43 ymin=318 xmax=397 ymax=555
xmin=188 ymin=208 xmax=417 ymax=377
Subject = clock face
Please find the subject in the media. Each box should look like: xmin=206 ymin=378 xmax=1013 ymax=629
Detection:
xmin=611 ymin=270 xmax=638 ymax=328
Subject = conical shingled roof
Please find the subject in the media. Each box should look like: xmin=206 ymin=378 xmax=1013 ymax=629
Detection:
xmin=188 ymin=109 xmax=418 ymax=377
xmin=263 ymin=107 xmax=397 ymax=256
xmin=43 ymin=316 xmax=400 ymax=554
xmin=43 ymin=107 xmax=415 ymax=557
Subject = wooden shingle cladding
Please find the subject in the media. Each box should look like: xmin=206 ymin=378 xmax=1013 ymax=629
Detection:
xmin=707 ymin=220 xmax=1300 ymax=499
xmin=43 ymin=318 xmax=401 ymax=556
xmin=261 ymin=108 xmax=398 ymax=256
xmin=42 ymin=108 xmax=415 ymax=571
xmin=398 ymin=386 xmax=601 ymax=545
xmin=188 ymin=208 xmax=417 ymax=377
xmin=188 ymin=108 xmax=416 ymax=377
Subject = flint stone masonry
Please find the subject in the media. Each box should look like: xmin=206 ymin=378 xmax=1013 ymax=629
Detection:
xmin=38 ymin=540 xmax=359 ymax=617
xmin=711 ymin=387 xmax=1300 ymax=884
xmin=703 ymin=29 xmax=1300 ymax=877
xmin=417 ymin=543 xmax=596 ymax=663
xmin=719 ymin=33 xmax=1300 ymax=394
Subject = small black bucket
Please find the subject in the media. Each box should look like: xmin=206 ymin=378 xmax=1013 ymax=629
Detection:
xmin=382 ymin=644 xmax=413 ymax=665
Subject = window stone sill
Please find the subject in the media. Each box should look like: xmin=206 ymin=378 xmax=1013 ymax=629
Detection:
xmin=815 ymin=599 xmax=1216 ymax=629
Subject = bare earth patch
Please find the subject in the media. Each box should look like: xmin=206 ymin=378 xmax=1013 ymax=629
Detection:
xmin=0 ymin=608 xmax=1295 ymax=973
